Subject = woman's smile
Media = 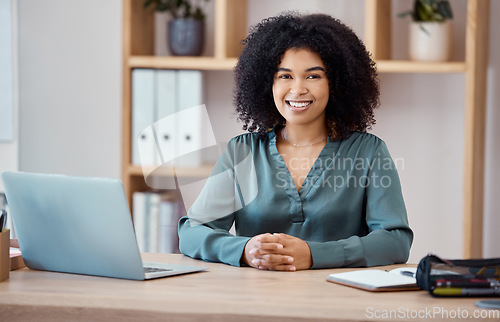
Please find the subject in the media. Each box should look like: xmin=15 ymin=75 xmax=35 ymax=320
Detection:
xmin=286 ymin=100 xmax=313 ymax=111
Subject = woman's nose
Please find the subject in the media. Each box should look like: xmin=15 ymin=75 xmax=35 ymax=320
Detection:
xmin=290 ymin=79 xmax=308 ymax=95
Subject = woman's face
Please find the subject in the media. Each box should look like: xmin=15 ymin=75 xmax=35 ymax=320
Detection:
xmin=272 ymin=48 xmax=330 ymax=127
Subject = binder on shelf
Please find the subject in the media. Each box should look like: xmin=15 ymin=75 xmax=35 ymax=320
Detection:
xmin=177 ymin=70 xmax=203 ymax=111
xmin=175 ymin=71 xmax=216 ymax=167
xmin=133 ymin=69 xmax=215 ymax=175
xmin=132 ymin=190 xmax=183 ymax=254
xmin=137 ymin=125 xmax=161 ymax=176
xmin=153 ymin=69 xmax=177 ymax=166
xmin=132 ymin=68 xmax=159 ymax=167
xmin=147 ymin=192 xmax=161 ymax=253
xmin=158 ymin=195 xmax=181 ymax=254
xmin=155 ymin=69 xmax=177 ymax=120
xmin=176 ymin=70 xmax=203 ymax=167
xmin=132 ymin=191 xmax=147 ymax=252
xmin=173 ymin=104 xmax=216 ymax=168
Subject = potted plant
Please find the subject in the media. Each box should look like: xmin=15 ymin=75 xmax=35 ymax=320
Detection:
xmin=143 ymin=0 xmax=210 ymax=56
xmin=399 ymin=0 xmax=453 ymax=62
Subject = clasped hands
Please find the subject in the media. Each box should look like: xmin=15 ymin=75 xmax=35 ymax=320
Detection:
xmin=242 ymin=233 xmax=312 ymax=271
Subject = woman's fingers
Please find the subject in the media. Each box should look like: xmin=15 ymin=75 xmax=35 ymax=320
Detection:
xmin=251 ymin=254 xmax=296 ymax=271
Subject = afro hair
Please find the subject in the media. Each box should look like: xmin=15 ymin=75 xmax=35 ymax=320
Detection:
xmin=233 ymin=13 xmax=379 ymax=140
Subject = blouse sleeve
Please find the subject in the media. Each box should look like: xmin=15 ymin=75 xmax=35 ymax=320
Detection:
xmin=178 ymin=138 xmax=252 ymax=266
xmin=307 ymin=140 xmax=414 ymax=268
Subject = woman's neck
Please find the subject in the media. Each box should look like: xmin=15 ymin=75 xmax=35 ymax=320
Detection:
xmin=280 ymin=123 xmax=329 ymax=147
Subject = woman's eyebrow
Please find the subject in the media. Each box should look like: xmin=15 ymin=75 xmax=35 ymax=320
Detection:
xmin=277 ymin=66 xmax=325 ymax=72
xmin=306 ymin=66 xmax=325 ymax=72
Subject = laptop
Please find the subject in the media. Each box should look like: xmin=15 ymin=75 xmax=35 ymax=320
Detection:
xmin=1 ymin=171 xmax=206 ymax=280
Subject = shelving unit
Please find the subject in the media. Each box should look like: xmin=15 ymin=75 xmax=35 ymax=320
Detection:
xmin=365 ymin=0 xmax=490 ymax=259
xmin=121 ymin=0 xmax=247 ymax=209
xmin=122 ymin=0 xmax=489 ymax=258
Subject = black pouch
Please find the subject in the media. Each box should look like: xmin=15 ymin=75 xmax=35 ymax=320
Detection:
xmin=416 ymin=254 xmax=500 ymax=297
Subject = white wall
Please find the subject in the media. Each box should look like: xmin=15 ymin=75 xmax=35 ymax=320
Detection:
xmin=14 ymin=0 xmax=499 ymax=261
xmin=0 ymin=0 xmax=18 ymax=191
xmin=17 ymin=0 xmax=122 ymax=178
xmin=483 ymin=0 xmax=500 ymax=258
xmin=373 ymin=0 xmax=467 ymax=261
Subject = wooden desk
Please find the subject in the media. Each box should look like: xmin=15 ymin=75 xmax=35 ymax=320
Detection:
xmin=0 ymin=254 xmax=498 ymax=321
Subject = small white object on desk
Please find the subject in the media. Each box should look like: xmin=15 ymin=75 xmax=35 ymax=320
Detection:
xmin=327 ymin=267 xmax=419 ymax=292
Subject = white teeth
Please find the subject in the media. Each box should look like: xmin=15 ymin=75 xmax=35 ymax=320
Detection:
xmin=288 ymin=101 xmax=311 ymax=108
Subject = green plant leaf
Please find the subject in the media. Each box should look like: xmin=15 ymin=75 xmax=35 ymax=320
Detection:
xmin=397 ymin=10 xmax=413 ymax=19
xmin=418 ymin=24 xmax=431 ymax=36
xmin=193 ymin=8 xmax=205 ymax=20
xmin=143 ymin=0 xmax=209 ymax=19
xmin=438 ymin=1 xmax=453 ymax=19
xmin=416 ymin=0 xmax=432 ymax=21
xmin=399 ymin=0 xmax=453 ymax=22
xmin=143 ymin=0 xmax=154 ymax=9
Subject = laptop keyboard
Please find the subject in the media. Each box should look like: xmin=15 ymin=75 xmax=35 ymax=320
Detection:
xmin=144 ymin=267 xmax=173 ymax=273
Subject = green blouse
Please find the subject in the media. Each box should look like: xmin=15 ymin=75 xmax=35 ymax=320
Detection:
xmin=178 ymin=131 xmax=413 ymax=268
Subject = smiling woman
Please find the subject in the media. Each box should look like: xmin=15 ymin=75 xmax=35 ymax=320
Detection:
xmin=178 ymin=13 xmax=413 ymax=271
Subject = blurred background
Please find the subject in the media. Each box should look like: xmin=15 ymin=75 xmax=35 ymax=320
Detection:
xmin=0 ymin=0 xmax=498 ymax=263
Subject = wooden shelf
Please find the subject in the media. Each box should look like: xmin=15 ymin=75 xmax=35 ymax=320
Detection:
xmin=375 ymin=60 xmax=466 ymax=73
xmin=128 ymin=56 xmax=237 ymax=71
xmin=130 ymin=57 xmax=468 ymax=74
xmin=126 ymin=165 xmax=214 ymax=178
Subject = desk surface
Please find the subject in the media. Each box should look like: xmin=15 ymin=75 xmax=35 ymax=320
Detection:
xmin=0 ymin=254 xmax=498 ymax=321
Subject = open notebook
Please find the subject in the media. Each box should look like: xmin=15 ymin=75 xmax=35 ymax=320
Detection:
xmin=327 ymin=267 xmax=419 ymax=292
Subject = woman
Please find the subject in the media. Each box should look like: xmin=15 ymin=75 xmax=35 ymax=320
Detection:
xmin=178 ymin=13 xmax=413 ymax=271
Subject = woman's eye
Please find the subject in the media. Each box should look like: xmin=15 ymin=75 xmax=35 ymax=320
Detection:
xmin=307 ymin=74 xmax=321 ymax=79
xmin=278 ymin=74 xmax=292 ymax=79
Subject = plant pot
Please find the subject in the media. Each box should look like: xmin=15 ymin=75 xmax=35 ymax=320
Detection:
xmin=409 ymin=21 xmax=452 ymax=62
xmin=168 ymin=18 xmax=205 ymax=56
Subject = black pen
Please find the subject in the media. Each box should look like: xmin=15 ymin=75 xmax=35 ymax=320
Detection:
xmin=0 ymin=209 xmax=6 ymax=231
xmin=400 ymin=270 xmax=416 ymax=278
